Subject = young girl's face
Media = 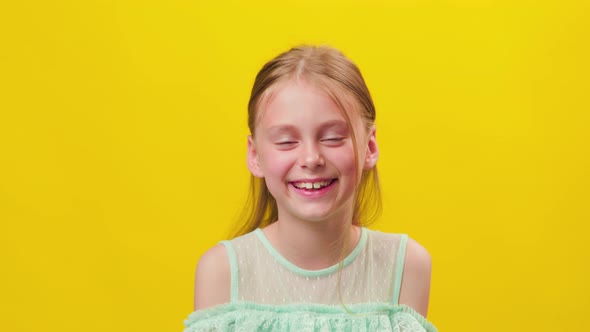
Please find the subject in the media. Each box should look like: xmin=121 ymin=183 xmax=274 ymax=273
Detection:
xmin=248 ymin=79 xmax=377 ymax=225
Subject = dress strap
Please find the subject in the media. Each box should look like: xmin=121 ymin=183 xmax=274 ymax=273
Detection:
xmin=219 ymin=240 xmax=238 ymax=303
xmin=391 ymin=234 xmax=409 ymax=304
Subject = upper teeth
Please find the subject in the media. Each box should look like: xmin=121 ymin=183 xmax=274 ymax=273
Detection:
xmin=294 ymin=180 xmax=331 ymax=189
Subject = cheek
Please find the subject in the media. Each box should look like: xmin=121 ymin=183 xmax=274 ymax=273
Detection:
xmin=326 ymin=148 xmax=357 ymax=174
xmin=259 ymin=149 xmax=295 ymax=177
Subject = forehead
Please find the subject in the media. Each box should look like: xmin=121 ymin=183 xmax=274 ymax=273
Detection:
xmin=255 ymin=79 xmax=358 ymax=130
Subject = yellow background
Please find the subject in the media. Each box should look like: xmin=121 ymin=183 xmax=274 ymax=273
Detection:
xmin=1 ymin=1 xmax=589 ymax=331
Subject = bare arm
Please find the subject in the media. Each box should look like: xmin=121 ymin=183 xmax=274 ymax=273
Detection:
xmin=398 ymin=237 xmax=432 ymax=317
xmin=194 ymin=244 xmax=231 ymax=311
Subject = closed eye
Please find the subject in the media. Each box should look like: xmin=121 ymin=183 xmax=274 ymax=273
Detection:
xmin=275 ymin=141 xmax=299 ymax=149
xmin=322 ymin=137 xmax=345 ymax=142
xmin=321 ymin=137 xmax=346 ymax=146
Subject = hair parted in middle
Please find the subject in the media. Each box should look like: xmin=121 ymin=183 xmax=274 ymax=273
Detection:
xmin=231 ymin=45 xmax=381 ymax=238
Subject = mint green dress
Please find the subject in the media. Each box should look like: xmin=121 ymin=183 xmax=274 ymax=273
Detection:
xmin=184 ymin=228 xmax=437 ymax=331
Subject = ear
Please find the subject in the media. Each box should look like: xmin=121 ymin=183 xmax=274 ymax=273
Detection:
xmin=247 ymin=135 xmax=264 ymax=178
xmin=363 ymin=126 xmax=379 ymax=170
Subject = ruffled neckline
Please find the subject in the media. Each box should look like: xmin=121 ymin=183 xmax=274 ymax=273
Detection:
xmin=184 ymin=301 xmax=437 ymax=332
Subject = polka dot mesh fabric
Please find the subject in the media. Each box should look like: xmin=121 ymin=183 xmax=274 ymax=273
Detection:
xmin=232 ymin=228 xmax=401 ymax=305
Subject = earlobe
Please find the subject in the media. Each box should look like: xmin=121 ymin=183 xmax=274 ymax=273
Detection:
xmin=247 ymin=136 xmax=264 ymax=178
xmin=364 ymin=126 xmax=379 ymax=170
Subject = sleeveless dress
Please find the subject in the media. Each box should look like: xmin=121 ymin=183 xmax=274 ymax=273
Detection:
xmin=184 ymin=228 xmax=437 ymax=331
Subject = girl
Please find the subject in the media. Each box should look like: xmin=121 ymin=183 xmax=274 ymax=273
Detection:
xmin=184 ymin=45 xmax=436 ymax=331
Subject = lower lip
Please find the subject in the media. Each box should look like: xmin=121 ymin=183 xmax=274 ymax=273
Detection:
xmin=290 ymin=180 xmax=337 ymax=198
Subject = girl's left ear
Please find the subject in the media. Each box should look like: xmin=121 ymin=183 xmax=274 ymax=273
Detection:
xmin=364 ymin=126 xmax=379 ymax=170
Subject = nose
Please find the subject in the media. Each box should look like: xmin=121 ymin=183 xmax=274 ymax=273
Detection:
xmin=299 ymin=141 xmax=325 ymax=169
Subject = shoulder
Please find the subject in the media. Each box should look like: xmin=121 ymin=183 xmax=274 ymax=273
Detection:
xmin=399 ymin=237 xmax=432 ymax=317
xmin=194 ymin=244 xmax=231 ymax=311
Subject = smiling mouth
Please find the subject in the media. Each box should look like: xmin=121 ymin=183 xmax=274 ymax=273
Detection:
xmin=291 ymin=179 xmax=336 ymax=190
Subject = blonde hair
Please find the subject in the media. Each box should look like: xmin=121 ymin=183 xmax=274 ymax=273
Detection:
xmin=231 ymin=45 xmax=381 ymax=238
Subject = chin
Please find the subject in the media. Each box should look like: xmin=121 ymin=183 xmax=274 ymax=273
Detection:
xmin=293 ymin=208 xmax=343 ymax=224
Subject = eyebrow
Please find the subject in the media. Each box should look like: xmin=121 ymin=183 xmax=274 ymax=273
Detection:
xmin=267 ymin=120 xmax=348 ymax=134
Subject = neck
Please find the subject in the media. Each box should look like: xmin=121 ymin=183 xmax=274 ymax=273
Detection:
xmin=262 ymin=211 xmax=361 ymax=270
